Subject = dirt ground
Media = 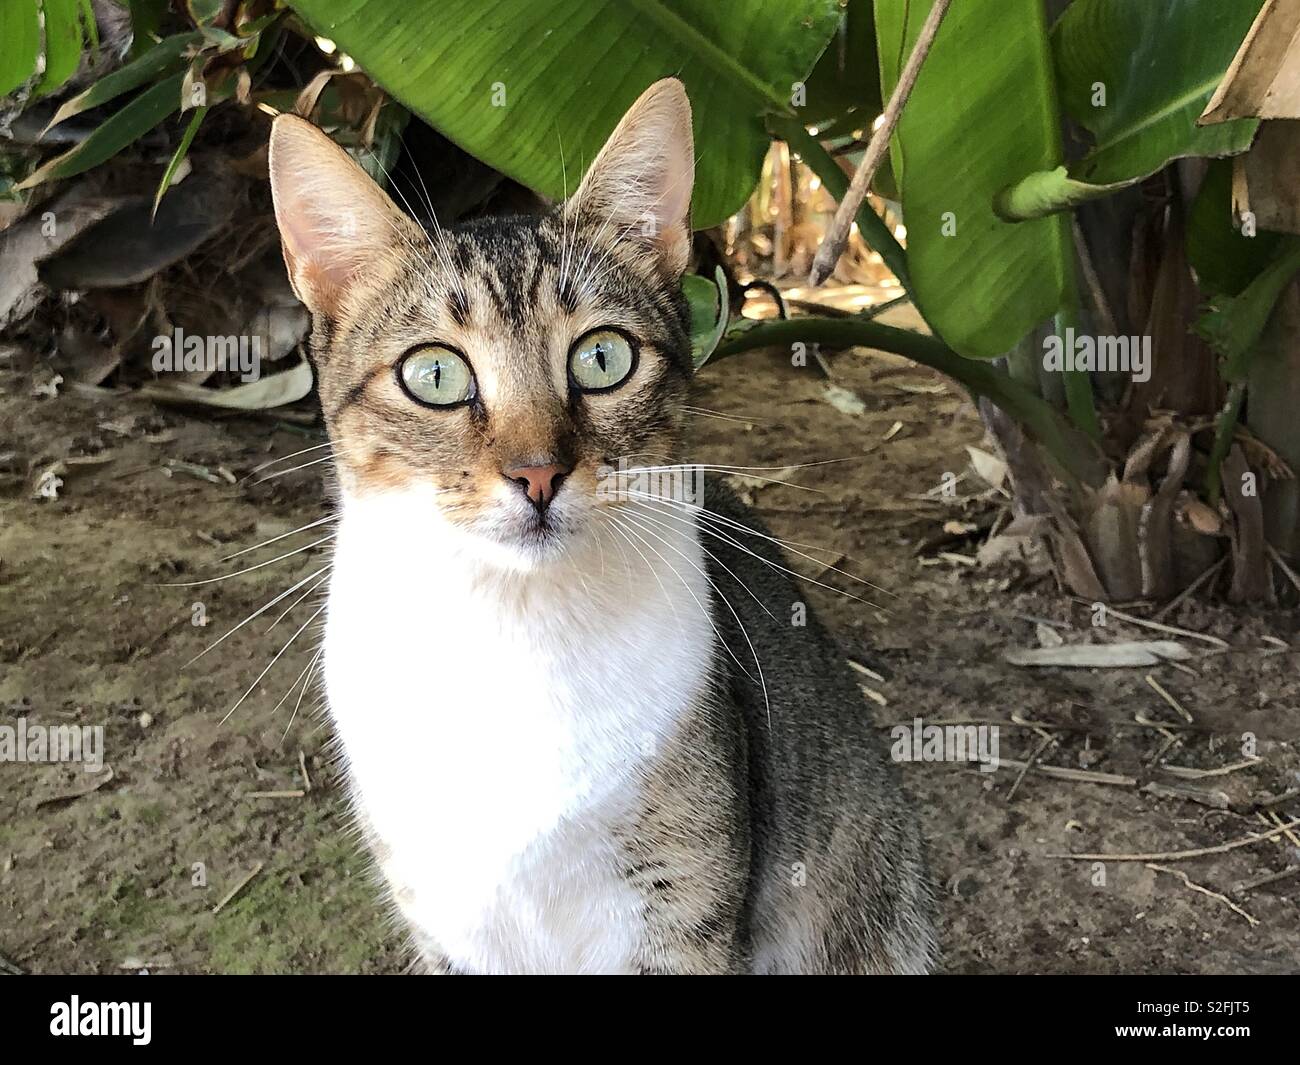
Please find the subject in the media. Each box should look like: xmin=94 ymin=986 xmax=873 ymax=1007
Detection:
xmin=2 ymin=304 xmax=1298 ymax=975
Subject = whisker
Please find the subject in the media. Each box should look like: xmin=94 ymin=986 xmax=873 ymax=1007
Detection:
xmin=680 ymin=407 xmax=765 ymax=426
xmin=625 ymin=489 xmax=895 ymax=601
xmin=628 ymin=458 xmax=855 ymax=473
xmin=627 ymin=496 xmax=885 ymax=612
xmin=596 ymin=510 xmax=685 ymax=633
xmin=281 ymin=647 xmax=325 ymax=742
xmin=240 ymin=441 xmax=333 ymax=483
xmin=250 ymin=455 xmax=336 ymax=486
xmin=271 ymin=644 xmax=322 ymax=718
xmin=266 ymin=568 xmax=332 ymax=632
xmin=367 ymin=142 xmax=466 ymax=304
xmin=617 ymin=503 xmax=778 ymax=624
xmin=218 ymin=515 xmax=336 ymax=563
xmin=184 ymin=564 xmax=331 ymax=667
xmin=604 ymin=509 xmax=750 ymax=684
xmin=161 ymin=535 xmax=334 ymax=587
xmin=220 ymin=603 xmax=327 ymax=725
xmin=611 ymin=508 xmax=770 ymax=722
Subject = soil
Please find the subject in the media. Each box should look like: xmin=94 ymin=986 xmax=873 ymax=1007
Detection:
xmin=2 ymin=304 xmax=1297 ymax=974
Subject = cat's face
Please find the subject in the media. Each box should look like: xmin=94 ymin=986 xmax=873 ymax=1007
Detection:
xmin=269 ymin=80 xmax=695 ymax=570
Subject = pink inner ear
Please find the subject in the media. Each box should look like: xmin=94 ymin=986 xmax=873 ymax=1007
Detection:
xmin=278 ymin=200 xmax=370 ymax=311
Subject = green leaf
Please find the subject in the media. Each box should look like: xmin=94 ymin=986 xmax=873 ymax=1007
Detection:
xmin=0 ymin=0 xmax=41 ymax=97
xmin=874 ymin=0 xmax=1072 ymax=358
xmin=42 ymin=32 xmax=200 ymax=134
xmin=1186 ymin=159 xmax=1282 ymax=297
xmin=18 ymin=72 xmax=185 ymax=188
xmin=1052 ymin=0 xmax=1265 ymax=187
xmin=287 ymin=0 xmax=842 ymax=229
xmin=79 ymin=0 xmax=99 ymax=57
xmin=33 ymin=0 xmax=88 ymax=98
xmin=153 ymin=105 xmax=207 ymax=218
xmin=1196 ymin=237 xmax=1300 ymax=381
xmin=800 ymin=0 xmax=880 ymax=131
xmin=129 ymin=0 xmax=171 ymax=57
xmin=683 ymin=266 xmax=730 ymax=370
xmin=187 ymin=0 xmax=225 ymax=27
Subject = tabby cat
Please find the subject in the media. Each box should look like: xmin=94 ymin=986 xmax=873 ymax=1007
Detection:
xmin=267 ymin=79 xmax=936 ymax=974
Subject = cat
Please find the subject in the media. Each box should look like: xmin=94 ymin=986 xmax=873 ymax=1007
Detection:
xmin=267 ymin=78 xmax=936 ymax=974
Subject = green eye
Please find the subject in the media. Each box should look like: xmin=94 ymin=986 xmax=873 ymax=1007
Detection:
xmin=398 ymin=346 xmax=475 ymax=407
xmin=569 ymin=329 xmax=635 ymax=392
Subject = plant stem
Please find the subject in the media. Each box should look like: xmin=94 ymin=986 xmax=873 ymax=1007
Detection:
xmin=1204 ymin=381 xmax=1246 ymax=506
xmin=768 ymin=116 xmax=911 ymax=291
xmin=712 ymin=316 xmax=1103 ymax=486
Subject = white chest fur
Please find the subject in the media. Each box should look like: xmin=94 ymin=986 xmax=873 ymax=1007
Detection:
xmin=322 ymin=487 xmax=713 ymax=974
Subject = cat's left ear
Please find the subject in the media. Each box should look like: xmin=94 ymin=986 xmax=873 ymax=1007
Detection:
xmin=268 ymin=113 xmax=415 ymax=319
xmin=568 ymin=78 xmax=695 ymax=276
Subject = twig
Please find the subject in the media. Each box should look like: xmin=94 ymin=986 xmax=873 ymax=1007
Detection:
xmin=1146 ymin=863 xmax=1259 ymax=927
xmin=846 ymin=658 xmax=886 ymax=683
xmin=807 ymin=0 xmax=955 ymax=285
xmin=1159 ymin=758 xmax=1262 ymax=780
xmin=245 ymin=790 xmax=304 ymax=799
xmin=1047 ymin=818 xmax=1300 ymax=861
xmin=1007 ymin=736 xmax=1053 ymax=801
xmin=1264 ymin=809 xmax=1300 ymax=849
xmin=1266 ymin=543 xmax=1300 ymax=596
xmin=1154 ymin=558 xmax=1226 ymax=621
xmin=0 ymin=953 xmax=24 ymax=976
xmin=1234 ymin=865 xmax=1300 ymax=895
xmin=211 ymin=861 xmax=265 ymax=915
xmin=298 ymin=749 xmax=312 ymax=792
xmin=1249 ymin=786 xmax=1300 ymax=810
xmin=1073 ymin=599 xmax=1230 ymax=647
xmin=33 ymin=766 xmax=115 ymax=810
xmin=1146 ymin=731 xmax=1182 ymax=766
xmin=859 ymin=684 xmax=888 ymax=706
xmin=993 ymin=759 xmax=1136 ymax=787
xmin=1132 ymin=711 xmax=1194 ymax=731
xmin=1144 ymin=674 xmax=1194 ymax=723
xmin=1140 ymin=781 xmax=1231 ymax=810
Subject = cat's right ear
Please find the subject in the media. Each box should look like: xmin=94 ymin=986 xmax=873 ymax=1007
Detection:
xmin=567 ymin=78 xmax=695 ymax=277
xmin=268 ymin=114 xmax=411 ymax=319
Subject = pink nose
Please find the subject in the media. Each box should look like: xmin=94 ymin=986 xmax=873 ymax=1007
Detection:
xmin=503 ymin=463 xmax=571 ymax=508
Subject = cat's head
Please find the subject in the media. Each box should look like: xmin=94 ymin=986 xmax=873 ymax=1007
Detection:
xmin=268 ymin=80 xmax=695 ymax=571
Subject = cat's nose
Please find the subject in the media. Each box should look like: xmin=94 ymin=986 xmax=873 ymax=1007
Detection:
xmin=503 ymin=462 xmax=572 ymax=510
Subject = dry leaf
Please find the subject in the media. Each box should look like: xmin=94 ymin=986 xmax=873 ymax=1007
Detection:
xmin=1004 ymin=641 xmax=1192 ymax=668
xmin=1183 ymin=497 xmax=1224 ymax=535
xmin=823 ymin=383 xmax=866 ymax=416
xmin=965 ymin=444 xmax=1008 ymax=489
xmin=1036 ymin=623 xmax=1065 ymax=648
